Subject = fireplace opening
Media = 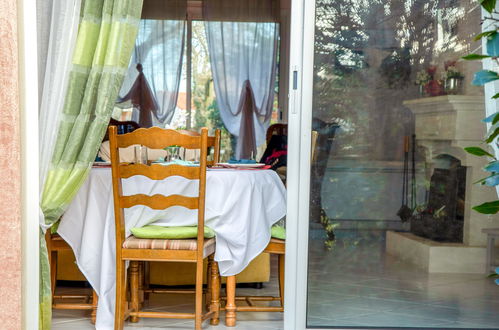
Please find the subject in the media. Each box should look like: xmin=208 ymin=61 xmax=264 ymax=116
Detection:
xmin=410 ymin=154 xmax=466 ymax=243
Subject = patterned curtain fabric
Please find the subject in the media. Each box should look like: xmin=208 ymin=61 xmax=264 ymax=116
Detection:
xmin=39 ymin=1 xmax=143 ymax=328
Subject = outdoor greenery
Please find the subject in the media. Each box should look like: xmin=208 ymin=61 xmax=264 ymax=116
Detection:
xmin=191 ymin=22 xmax=233 ymax=159
xmin=463 ymin=0 xmax=499 ymax=214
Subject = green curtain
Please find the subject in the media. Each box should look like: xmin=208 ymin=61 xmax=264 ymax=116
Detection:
xmin=39 ymin=0 xmax=143 ymax=328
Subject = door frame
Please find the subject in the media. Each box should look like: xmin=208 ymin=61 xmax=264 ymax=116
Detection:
xmin=18 ymin=0 xmax=40 ymax=328
xmin=21 ymin=0 xmax=320 ymax=328
xmin=284 ymin=0 xmax=316 ymax=329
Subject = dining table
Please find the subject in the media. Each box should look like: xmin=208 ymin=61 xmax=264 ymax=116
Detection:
xmin=58 ymin=165 xmax=287 ymax=330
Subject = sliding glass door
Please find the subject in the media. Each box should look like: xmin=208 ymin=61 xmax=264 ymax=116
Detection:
xmin=287 ymin=0 xmax=499 ymax=328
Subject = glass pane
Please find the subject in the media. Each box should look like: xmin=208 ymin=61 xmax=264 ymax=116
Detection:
xmin=307 ymin=0 xmax=499 ymax=328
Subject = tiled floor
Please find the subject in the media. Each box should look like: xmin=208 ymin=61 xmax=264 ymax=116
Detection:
xmin=307 ymin=230 xmax=499 ymax=328
xmin=53 ymin=229 xmax=499 ymax=329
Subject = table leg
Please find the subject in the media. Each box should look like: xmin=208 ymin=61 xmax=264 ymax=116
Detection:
xmin=225 ymin=276 xmax=237 ymax=327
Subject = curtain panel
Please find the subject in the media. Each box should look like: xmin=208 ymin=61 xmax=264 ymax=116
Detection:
xmin=118 ymin=63 xmax=159 ymax=127
xmin=119 ymin=18 xmax=186 ymax=126
xmin=37 ymin=0 xmax=82 ymax=328
xmin=39 ymin=1 xmax=143 ymax=328
xmin=204 ymin=1 xmax=279 ymax=158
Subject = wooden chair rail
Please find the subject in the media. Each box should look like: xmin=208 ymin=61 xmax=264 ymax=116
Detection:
xmin=143 ymin=288 xmax=202 ymax=294
xmin=121 ymin=248 xmax=199 ymax=262
xmin=130 ymin=311 xmax=195 ymax=319
xmin=53 ymin=294 xmax=90 ymax=299
xmin=235 ymin=306 xmax=284 ymax=312
xmin=117 ymin=127 xmax=205 ymax=149
xmin=120 ymin=194 xmax=199 ymax=210
xmin=52 ymin=303 xmax=95 ymax=310
xmin=119 ymin=163 xmax=200 ymax=180
xmin=221 ymin=296 xmax=281 ymax=302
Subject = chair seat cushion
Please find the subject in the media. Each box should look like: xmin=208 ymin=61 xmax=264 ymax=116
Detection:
xmin=130 ymin=225 xmax=215 ymax=239
xmin=123 ymin=236 xmax=215 ymax=256
xmin=271 ymin=225 xmax=286 ymax=240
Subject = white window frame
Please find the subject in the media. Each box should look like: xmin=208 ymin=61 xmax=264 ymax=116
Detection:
xmin=21 ymin=1 xmax=300 ymax=328
xmin=284 ymin=0 xmax=316 ymax=329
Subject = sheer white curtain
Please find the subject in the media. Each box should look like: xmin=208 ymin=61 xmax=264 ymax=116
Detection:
xmin=204 ymin=0 xmax=279 ymax=159
xmin=38 ymin=0 xmax=81 ymax=222
xmin=120 ymin=19 xmax=186 ymax=126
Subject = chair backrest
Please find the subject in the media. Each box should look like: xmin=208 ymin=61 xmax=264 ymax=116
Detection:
xmin=266 ymin=123 xmax=288 ymax=144
xmin=265 ymin=123 xmax=318 ymax=161
xmin=177 ymin=129 xmax=221 ymax=166
xmin=103 ymin=119 xmax=141 ymax=141
xmin=109 ymin=126 xmax=213 ymax=255
xmin=311 ymin=130 xmax=319 ymax=162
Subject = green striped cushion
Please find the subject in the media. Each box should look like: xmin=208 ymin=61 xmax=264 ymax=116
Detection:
xmin=130 ymin=225 xmax=215 ymax=239
xmin=271 ymin=225 xmax=286 ymax=240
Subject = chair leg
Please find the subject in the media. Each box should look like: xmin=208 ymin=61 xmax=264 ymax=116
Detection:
xmin=209 ymin=258 xmax=220 ymax=325
xmin=278 ymin=254 xmax=285 ymax=307
xmin=129 ymin=261 xmax=140 ymax=323
xmin=194 ymin=259 xmax=204 ymax=330
xmin=225 ymin=275 xmax=237 ymax=327
xmin=50 ymin=251 xmax=57 ymax=297
xmin=205 ymin=258 xmax=212 ymax=311
xmin=91 ymin=290 xmax=98 ymax=324
xmin=143 ymin=261 xmax=150 ymax=302
xmin=115 ymin=260 xmax=127 ymax=330
xmin=138 ymin=261 xmax=145 ymax=308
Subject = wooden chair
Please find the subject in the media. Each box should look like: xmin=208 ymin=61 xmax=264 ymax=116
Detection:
xmin=266 ymin=123 xmax=288 ymax=143
xmin=45 ymin=231 xmax=98 ymax=324
xmin=223 ymin=128 xmax=319 ymax=327
xmin=109 ymin=126 xmax=220 ymax=330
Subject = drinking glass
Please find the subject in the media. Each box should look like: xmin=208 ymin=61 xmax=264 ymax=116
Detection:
xmin=134 ymin=145 xmax=148 ymax=164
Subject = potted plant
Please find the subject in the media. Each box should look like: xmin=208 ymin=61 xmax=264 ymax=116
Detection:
xmin=415 ymin=69 xmax=431 ymax=96
xmin=443 ymin=60 xmax=464 ymax=95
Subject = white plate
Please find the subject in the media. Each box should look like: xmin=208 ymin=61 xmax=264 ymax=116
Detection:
xmin=216 ymin=163 xmax=266 ymax=168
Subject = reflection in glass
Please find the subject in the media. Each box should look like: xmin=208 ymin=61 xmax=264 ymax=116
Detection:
xmin=307 ymin=0 xmax=499 ymax=328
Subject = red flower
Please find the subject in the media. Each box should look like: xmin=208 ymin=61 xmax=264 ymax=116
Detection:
xmin=444 ymin=60 xmax=457 ymax=71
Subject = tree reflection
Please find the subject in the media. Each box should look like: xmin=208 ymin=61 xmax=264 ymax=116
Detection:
xmin=312 ymin=0 xmax=480 ymax=161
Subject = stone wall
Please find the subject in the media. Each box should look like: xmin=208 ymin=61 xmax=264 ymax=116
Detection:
xmin=0 ymin=0 xmax=22 ymax=328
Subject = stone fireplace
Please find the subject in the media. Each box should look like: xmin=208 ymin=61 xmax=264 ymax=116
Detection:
xmin=410 ymin=154 xmax=466 ymax=243
xmin=386 ymin=95 xmax=498 ymax=273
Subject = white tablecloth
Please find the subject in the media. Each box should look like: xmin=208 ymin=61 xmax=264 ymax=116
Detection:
xmin=58 ymin=167 xmax=286 ymax=330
